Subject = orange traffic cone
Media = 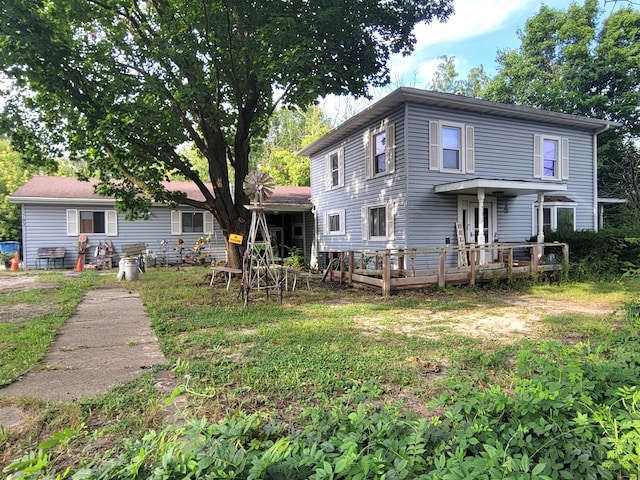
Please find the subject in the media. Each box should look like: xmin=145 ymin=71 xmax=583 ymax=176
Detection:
xmin=74 ymin=256 xmax=84 ymax=272
xmin=9 ymin=252 xmax=19 ymax=271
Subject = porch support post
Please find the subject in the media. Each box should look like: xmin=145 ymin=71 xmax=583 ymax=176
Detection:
xmin=537 ymin=191 xmax=545 ymax=260
xmin=599 ymin=203 xmax=604 ymax=231
xmin=477 ymin=188 xmax=486 ymax=264
xmin=537 ymin=191 xmax=545 ymax=244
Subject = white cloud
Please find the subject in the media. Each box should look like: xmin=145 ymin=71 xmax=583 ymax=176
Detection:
xmin=415 ymin=0 xmax=532 ymax=48
xmin=390 ymin=0 xmax=533 ymax=79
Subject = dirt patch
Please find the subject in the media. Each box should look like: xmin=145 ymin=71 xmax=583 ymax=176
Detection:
xmin=354 ymin=295 xmax=616 ymax=343
xmin=0 ymin=303 xmax=57 ymax=323
xmin=501 ymin=293 xmax=615 ymax=316
xmin=0 ymin=274 xmax=57 ymax=292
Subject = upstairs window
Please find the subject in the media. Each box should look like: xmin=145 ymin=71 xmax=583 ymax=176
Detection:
xmin=429 ymin=121 xmax=475 ymax=174
xmin=324 ymin=147 xmax=344 ymax=190
xmin=534 ymin=134 xmax=569 ymax=180
xmin=442 ymin=126 xmax=462 ymax=170
xmin=543 ymin=139 xmax=559 ymax=178
xmin=365 ymin=121 xmax=395 ymax=178
xmin=373 ymin=131 xmax=387 ymax=174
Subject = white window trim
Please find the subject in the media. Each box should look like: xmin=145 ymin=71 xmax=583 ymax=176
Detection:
xmin=531 ymin=202 xmax=577 ymax=236
xmin=429 ymin=120 xmax=475 ymax=174
xmin=364 ymin=121 xmax=396 ymax=179
xmin=66 ymin=208 xmax=118 ymax=237
xmin=325 ymin=147 xmax=345 ymax=190
xmin=324 ymin=209 xmax=345 ymax=236
xmin=533 ymin=134 xmax=569 ymax=181
xmin=361 ymin=201 xmax=395 ymax=241
xmin=171 ymin=210 xmax=215 ymax=235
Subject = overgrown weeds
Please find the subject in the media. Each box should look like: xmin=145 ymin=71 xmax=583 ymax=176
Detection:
xmin=2 ymin=267 xmax=639 ymax=478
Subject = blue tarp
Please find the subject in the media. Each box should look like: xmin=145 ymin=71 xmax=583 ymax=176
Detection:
xmin=0 ymin=241 xmax=20 ymax=254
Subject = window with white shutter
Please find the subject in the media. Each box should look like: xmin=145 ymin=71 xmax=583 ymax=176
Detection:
xmin=429 ymin=121 xmax=474 ymax=174
xmin=533 ymin=134 xmax=569 ymax=181
xmin=366 ymin=121 xmax=396 ymax=179
xmin=66 ymin=209 xmax=117 ymax=236
xmin=325 ymin=147 xmax=344 ymax=190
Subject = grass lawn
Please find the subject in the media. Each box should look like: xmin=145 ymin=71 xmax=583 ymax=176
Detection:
xmin=0 ymin=267 xmax=638 ymax=477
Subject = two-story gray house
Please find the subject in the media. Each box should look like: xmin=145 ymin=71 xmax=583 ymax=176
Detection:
xmin=300 ymin=88 xmax=618 ymax=269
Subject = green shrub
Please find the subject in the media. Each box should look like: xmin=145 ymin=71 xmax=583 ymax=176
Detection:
xmin=537 ymin=228 xmax=640 ymax=280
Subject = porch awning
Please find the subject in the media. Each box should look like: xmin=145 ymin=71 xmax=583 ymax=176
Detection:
xmin=434 ymin=178 xmax=567 ymax=196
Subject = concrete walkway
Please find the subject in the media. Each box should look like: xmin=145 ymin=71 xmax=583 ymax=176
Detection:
xmin=0 ymin=286 xmax=167 ymax=404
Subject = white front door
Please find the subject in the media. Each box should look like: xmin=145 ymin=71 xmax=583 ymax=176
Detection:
xmin=458 ymin=196 xmax=497 ymax=261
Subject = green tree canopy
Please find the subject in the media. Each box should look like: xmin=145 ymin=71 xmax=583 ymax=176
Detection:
xmin=252 ymin=106 xmax=331 ymax=186
xmin=429 ymin=55 xmax=491 ymax=97
xmin=0 ymin=139 xmax=39 ymax=241
xmin=0 ymin=0 xmax=453 ymax=266
xmin=483 ymin=0 xmax=640 ymax=213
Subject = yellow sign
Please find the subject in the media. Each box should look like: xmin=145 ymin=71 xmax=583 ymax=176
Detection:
xmin=229 ymin=234 xmax=244 ymax=245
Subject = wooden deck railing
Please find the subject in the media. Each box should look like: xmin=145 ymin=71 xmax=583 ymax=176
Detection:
xmin=323 ymin=242 xmax=569 ymax=295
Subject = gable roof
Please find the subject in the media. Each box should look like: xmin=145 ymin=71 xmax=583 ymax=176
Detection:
xmin=10 ymin=176 xmax=312 ymax=211
xmin=299 ymin=87 xmax=621 ymax=157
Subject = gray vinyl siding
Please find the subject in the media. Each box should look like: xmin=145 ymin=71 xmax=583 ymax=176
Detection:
xmin=404 ymin=103 xmax=596 ymax=252
xmin=311 ymin=100 xmax=597 ymax=267
xmin=19 ymin=204 xmax=227 ymax=270
xmin=310 ymin=106 xmax=407 ymax=254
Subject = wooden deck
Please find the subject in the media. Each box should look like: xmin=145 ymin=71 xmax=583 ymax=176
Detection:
xmin=323 ymin=242 xmax=568 ymax=295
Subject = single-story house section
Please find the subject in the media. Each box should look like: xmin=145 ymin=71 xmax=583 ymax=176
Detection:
xmin=9 ymin=176 xmax=313 ymax=270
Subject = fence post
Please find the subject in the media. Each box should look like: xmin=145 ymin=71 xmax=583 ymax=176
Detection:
xmin=339 ymin=252 xmax=346 ymax=284
xmin=348 ymin=251 xmax=354 ymax=285
xmin=438 ymin=249 xmax=446 ymax=288
xmin=382 ymin=252 xmax=391 ymax=296
xmin=530 ymin=244 xmax=539 ymax=280
xmin=562 ymin=243 xmax=569 ymax=281
xmin=507 ymin=247 xmax=514 ymax=279
xmin=470 ymin=250 xmax=476 ymax=286
xmin=411 ymin=249 xmax=416 ymax=277
xmin=398 ymin=249 xmax=405 ymax=277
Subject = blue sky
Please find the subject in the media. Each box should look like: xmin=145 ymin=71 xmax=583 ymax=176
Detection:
xmin=391 ymin=0 xmax=578 ymax=81
xmin=321 ymin=0 xmax=630 ymax=122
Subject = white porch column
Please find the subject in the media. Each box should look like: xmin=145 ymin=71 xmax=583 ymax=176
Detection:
xmin=537 ymin=191 xmax=545 ymax=244
xmin=477 ymin=188 xmax=486 ymax=264
xmin=537 ymin=191 xmax=545 ymax=259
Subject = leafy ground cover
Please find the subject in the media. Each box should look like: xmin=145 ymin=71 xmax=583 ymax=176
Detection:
xmin=1 ymin=267 xmax=639 ymax=479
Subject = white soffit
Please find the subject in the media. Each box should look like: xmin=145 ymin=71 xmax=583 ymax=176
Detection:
xmin=434 ymin=178 xmax=568 ymax=196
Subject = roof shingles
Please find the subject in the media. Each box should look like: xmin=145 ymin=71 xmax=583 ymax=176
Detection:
xmin=10 ymin=176 xmax=311 ymax=207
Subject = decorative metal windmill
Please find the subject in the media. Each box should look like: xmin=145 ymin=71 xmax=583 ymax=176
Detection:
xmin=242 ymin=170 xmax=282 ymax=305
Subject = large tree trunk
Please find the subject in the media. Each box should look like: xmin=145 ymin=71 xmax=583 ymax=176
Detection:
xmin=215 ymin=209 xmax=249 ymax=269
xmin=225 ymin=237 xmax=244 ymax=270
